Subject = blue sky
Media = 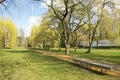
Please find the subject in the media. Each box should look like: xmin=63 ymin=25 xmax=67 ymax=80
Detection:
xmin=1 ymin=0 xmax=120 ymax=37
xmin=0 ymin=0 xmax=47 ymax=37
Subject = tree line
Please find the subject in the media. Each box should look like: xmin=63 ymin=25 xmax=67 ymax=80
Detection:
xmin=0 ymin=0 xmax=119 ymax=54
xmin=29 ymin=0 xmax=120 ymax=54
xmin=0 ymin=17 xmax=27 ymax=48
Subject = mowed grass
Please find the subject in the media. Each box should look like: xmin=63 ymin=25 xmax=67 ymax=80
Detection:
xmin=0 ymin=48 xmax=119 ymax=80
xmin=50 ymin=48 xmax=120 ymax=65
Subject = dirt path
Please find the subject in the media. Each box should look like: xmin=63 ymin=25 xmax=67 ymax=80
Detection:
xmin=35 ymin=50 xmax=120 ymax=77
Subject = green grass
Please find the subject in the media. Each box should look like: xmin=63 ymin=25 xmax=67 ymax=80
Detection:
xmin=0 ymin=48 xmax=119 ymax=80
xmin=49 ymin=48 xmax=120 ymax=65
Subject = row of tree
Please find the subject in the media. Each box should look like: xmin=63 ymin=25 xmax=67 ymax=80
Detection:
xmin=0 ymin=17 xmax=28 ymax=48
xmin=29 ymin=20 xmax=60 ymax=50
xmin=30 ymin=0 xmax=120 ymax=54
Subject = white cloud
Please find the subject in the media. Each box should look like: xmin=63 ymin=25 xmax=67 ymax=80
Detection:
xmin=114 ymin=0 xmax=120 ymax=8
xmin=25 ymin=16 xmax=42 ymax=37
xmin=41 ymin=0 xmax=63 ymax=8
xmin=41 ymin=0 xmax=51 ymax=8
xmin=116 ymin=5 xmax=120 ymax=9
xmin=28 ymin=16 xmax=42 ymax=27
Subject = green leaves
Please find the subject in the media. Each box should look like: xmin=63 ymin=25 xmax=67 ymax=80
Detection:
xmin=29 ymin=19 xmax=60 ymax=48
xmin=0 ymin=18 xmax=18 ymax=48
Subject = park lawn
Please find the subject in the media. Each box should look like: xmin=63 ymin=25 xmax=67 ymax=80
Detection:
xmin=0 ymin=48 xmax=119 ymax=80
xmin=49 ymin=48 xmax=120 ymax=65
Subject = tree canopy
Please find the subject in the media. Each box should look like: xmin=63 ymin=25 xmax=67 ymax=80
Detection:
xmin=31 ymin=0 xmax=120 ymax=54
xmin=0 ymin=17 xmax=18 ymax=48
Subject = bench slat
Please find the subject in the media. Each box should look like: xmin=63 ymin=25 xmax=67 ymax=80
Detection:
xmin=73 ymin=58 xmax=116 ymax=70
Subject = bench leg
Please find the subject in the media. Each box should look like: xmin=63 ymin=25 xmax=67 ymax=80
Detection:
xmin=101 ymin=68 xmax=107 ymax=73
xmin=104 ymin=69 xmax=107 ymax=73
xmin=88 ymin=65 xmax=92 ymax=69
xmin=101 ymin=68 xmax=103 ymax=72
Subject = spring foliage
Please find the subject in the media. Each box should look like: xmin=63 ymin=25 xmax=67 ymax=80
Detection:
xmin=29 ymin=20 xmax=60 ymax=48
xmin=0 ymin=17 xmax=18 ymax=48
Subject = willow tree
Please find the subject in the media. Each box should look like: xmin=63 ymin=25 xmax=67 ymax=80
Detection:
xmin=0 ymin=18 xmax=18 ymax=48
xmin=35 ymin=0 xmax=88 ymax=54
xmin=86 ymin=0 xmax=115 ymax=53
xmin=29 ymin=19 xmax=60 ymax=49
xmin=29 ymin=25 xmax=39 ymax=48
xmin=112 ymin=4 xmax=120 ymax=46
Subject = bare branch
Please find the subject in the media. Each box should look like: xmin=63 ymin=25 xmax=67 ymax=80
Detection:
xmin=0 ymin=0 xmax=5 ymax=4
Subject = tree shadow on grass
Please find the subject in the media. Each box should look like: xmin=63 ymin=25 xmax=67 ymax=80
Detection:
xmin=30 ymin=48 xmax=65 ymax=54
xmin=0 ymin=49 xmax=115 ymax=77
xmin=25 ymin=50 xmax=108 ymax=76
xmin=71 ymin=63 xmax=107 ymax=76
xmin=49 ymin=49 xmax=65 ymax=53
xmin=2 ymin=49 xmax=35 ymax=54
xmin=2 ymin=48 xmax=69 ymax=65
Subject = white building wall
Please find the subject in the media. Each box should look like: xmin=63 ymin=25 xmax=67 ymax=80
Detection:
xmin=79 ymin=40 xmax=120 ymax=47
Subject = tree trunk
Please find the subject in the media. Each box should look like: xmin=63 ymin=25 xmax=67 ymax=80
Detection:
xmin=59 ymin=45 xmax=61 ymax=51
xmin=59 ymin=40 xmax=61 ymax=51
xmin=87 ymin=32 xmax=92 ymax=53
xmin=86 ymin=42 xmax=92 ymax=53
xmin=43 ymin=44 xmax=45 ymax=50
xmin=65 ymin=43 xmax=70 ymax=55
xmin=87 ymin=26 xmax=98 ymax=53
xmin=74 ymin=38 xmax=78 ymax=53
xmin=75 ymin=46 xmax=77 ymax=53
xmin=2 ymin=35 xmax=5 ymax=48
xmin=86 ymin=1 xmax=92 ymax=54
xmin=74 ymin=31 xmax=77 ymax=53
xmin=97 ymin=40 xmax=99 ymax=49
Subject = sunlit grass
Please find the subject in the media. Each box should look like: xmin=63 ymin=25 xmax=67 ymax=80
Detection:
xmin=0 ymin=48 xmax=119 ymax=80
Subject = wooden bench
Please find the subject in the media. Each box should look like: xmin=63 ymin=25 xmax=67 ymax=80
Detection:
xmin=73 ymin=58 xmax=118 ymax=73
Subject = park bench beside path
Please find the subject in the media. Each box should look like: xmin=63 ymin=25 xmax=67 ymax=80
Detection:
xmin=73 ymin=58 xmax=119 ymax=73
xmin=35 ymin=50 xmax=120 ymax=77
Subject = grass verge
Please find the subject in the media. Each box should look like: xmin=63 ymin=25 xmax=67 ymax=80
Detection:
xmin=0 ymin=48 xmax=119 ymax=80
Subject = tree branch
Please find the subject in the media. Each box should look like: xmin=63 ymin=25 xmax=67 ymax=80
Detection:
xmin=0 ymin=0 xmax=5 ymax=4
